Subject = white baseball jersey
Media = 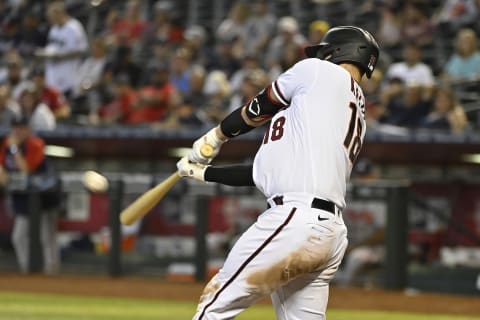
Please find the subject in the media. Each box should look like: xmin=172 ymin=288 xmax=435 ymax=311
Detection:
xmin=194 ymin=58 xmax=367 ymax=320
xmin=253 ymin=58 xmax=366 ymax=209
xmin=45 ymin=18 xmax=88 ymax=93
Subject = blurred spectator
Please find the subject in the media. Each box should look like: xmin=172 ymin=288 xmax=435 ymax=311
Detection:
xmin=183 ymin=25 xmax=209 ymax=66
xmin=377 ymin=4 xmax=402 ymax=50
xmin=0 ymin=52 xmax=29 ymax=99
xmin=14 ymin=11 xmax=48 ymax=57
xmin=434 ymin=0 xmax=478 ymax=32
xmin=0 ymin=0 xmax=8 ymax=22
xmin=401 ymin=1 xmax=434 ymax=46
xmin=141 ymin=40 xmax=172 ymax=81
xmin=230 ymin=55 xmax=261 ymax=94
xmin=205 ymin=36 xmax=242 ymax=78
xmin=71 ymin=38 xmax=108 ymax=115
xmin=385 ymin=43 xmax=435 ymax=98
xmin=229 ymin=68 xmax=268 ymax=112
xmin=0 ymin=85 xmax=20 ymax=127
xmin=95 ymin=75 xmax=136 ymax=125
xmin=0 ymin=115 xmax=60 ymax=274
xmin=265 ymin=16 xmax=306 ymax=76
xmin=0 ymin=13 xmax=20 ymax=54
xmin=216 ymin=1 xmax=250 ymax=58
xmin=378 ymin=77 xmax=404 ymax=120
xmin=31 ymin=66 xmax=70 ymax=121
xmin=155 ymin=98 xmax=207 ymax=129
xmin=97 ymin=45 xmax=141 ymax=112
xmin=107 ymin=0 xmax=146 ymax=46
xmin=361 ymin=69 xmax=385 ymax=123
xmin=17 ymin=82 xmax=56 ymax=131
xmin=36 ymin=1 xmax=88 ymax=98
xmin=217 ymin=2 xmax=250 ymax=41
xmin=186 ymin=65 xmax=208 ymax=109
xmin=104 ymin=45 xmax=142 ymax=89
xmin=126 ymin=64 xmax=179 ymax=124
xmin=202 ymin=70 xmax=231 ymax=123
xmin=243 ymin=0 xmax=276 ymax=58
xmin=143 ymin=1 xmax=183 ymax=46
xmin=419 ymin=86 xmax=468 ymax=133
xmin=443 ymin=28 xmax=480 ymax=82
xmin=170 ymin=47 xmax=193 ymax=96
xmin=0 ymin=0 xmax=9 ymax=25
xmin=1 ymin=0 xmax=37 ymax=20
xmin=308 ymin=20 xmax=330 ymax=46
xmin=380 ymin=82 xmax=431 ymax=127
xmin=277 ymin=40 xmax=304 ymax=74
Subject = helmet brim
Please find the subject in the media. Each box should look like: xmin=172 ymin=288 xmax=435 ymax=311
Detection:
xmin=304 ymin=44 xmax=328 ymax=58
xmin=304 ymin=45 xmax=319 ymax=58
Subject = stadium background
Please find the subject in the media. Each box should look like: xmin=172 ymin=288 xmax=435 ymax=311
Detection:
xmin=0 ymin=0 xmax=480 ymax=319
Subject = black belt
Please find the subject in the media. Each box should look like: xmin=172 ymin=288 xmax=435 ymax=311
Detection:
xmin=267 ymin=196 xmax=337 ymax=215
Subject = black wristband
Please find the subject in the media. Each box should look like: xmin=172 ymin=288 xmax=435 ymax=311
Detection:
xmin=204 ymin=164 xmax=254 ymax=186
xmin=220 ymin=107 xmax=255 ymax=138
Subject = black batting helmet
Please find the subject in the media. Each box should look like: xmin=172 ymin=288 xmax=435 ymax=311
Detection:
xmin=304 ymin=26 xmax=379 ymax=78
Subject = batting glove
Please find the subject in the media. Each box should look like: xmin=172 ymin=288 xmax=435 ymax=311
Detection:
xmin=188 ymin=127 xmax=226 ymax=164
xmin=176 ymin=157 xmax=208 ymax=182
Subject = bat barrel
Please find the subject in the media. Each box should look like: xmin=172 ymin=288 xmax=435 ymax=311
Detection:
xmin=120 ymin=172 xmax=180 ymax=225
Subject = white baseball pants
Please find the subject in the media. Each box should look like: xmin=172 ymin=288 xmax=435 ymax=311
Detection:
xmin=193 ymin=193 xmax=348 ymax=320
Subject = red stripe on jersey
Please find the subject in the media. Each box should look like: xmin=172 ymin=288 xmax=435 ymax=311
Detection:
xmin=267 ymin=85 xmax=284 ymax=107
xmin=273 ymin=81 xmax=289 ymax=106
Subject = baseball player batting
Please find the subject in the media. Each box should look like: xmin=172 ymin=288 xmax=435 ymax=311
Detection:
xmin=177 ymin=26 xmax=380 ymax=319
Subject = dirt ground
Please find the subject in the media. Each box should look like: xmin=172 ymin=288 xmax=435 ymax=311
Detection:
xmin=0 ymin=274 xmax=479 ymax=317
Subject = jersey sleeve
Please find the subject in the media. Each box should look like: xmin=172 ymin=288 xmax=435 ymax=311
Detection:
xmin=271 ymin=59 xmax=316 ymax=107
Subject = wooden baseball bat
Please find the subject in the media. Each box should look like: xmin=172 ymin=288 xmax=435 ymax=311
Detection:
xmin=119 ymin=144 xmax=214 ymax=226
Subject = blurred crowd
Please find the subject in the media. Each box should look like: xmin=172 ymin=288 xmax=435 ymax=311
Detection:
xmin=0 ymin=0 xmax=480 ymax=133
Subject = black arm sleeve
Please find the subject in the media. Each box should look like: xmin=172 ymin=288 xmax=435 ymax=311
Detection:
xmin=204 ymin=164 xmax=255 ymax=186
xmin=220 ymin=107 xmax=255 ymax=138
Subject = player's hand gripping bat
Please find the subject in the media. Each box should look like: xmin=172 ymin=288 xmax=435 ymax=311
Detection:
xmin=119 ymin=144 xmax=213 ymax=225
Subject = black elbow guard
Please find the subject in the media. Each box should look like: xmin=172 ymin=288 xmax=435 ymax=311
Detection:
xmin=220 ymin=87 xmax=284 ymax=138
xmin=245 ymin=87 xmax=283 ymax=123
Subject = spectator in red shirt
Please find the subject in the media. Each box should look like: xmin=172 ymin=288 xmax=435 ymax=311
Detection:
xmin=143 ymin=1 xmax=183 ymax=46
xmin=31 ymin=66 xmax=70 ymax=120
xmin=94 ymin=75 xmax=137 ymax=125
xmin=126 ymin=64 xmax=179 ymax=124
xmin=108 ymin=0 xmax=147 ymax=46
xmin=0 ymin=116 xmax=60 ymax=274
